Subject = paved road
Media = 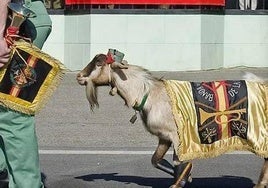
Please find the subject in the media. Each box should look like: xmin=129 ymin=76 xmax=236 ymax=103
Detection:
xmin=39 ymin=153 xmax=263 ymax=188
xmin=35 ymin=67 xmax=268 ymax=188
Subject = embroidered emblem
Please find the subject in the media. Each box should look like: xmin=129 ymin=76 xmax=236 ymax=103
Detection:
xmin=10 ymin=63 xmax=36 ymax=88
xmin=191 ymin=81 xmax=248 ymax=144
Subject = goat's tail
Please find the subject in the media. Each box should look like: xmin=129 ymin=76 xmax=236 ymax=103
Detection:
xmin=243 ymin=72 xmax=268 ymax=83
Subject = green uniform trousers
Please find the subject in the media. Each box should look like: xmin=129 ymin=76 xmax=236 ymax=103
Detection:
xmin=0 ymin=108 xmax=43 ymax=188
xmin=0 ymin=1 xmax=52 ymax=187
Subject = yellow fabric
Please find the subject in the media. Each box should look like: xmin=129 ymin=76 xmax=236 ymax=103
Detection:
xmin=164 ymin=80 xmax=268 ymax=161
xmin=0 ymin=39 xmax=65 ymax=115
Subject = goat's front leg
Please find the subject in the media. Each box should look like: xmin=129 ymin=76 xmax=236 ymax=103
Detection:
xmin=254 ymin=158 xmax=268 ymax=188
xmin=151 ymin=139 xmax=173 ymax=176
xmin=170 ymin=153 xmax=193 ymax=188
xmin=151 ymin=139 xmax=193 ymax=188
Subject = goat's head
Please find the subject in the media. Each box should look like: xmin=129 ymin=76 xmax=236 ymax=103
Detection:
xmin=76 ymin=53 xmax=128 ymax=110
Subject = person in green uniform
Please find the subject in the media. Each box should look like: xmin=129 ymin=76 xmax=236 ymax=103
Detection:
xmin=0 ymin=0 xmax=52 ymax=187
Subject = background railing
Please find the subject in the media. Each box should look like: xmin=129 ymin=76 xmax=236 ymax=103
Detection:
xmin=44 ymin=0 xmax=268 ymax=11
xmin=45 ymin=0 xmax=64 ymax=9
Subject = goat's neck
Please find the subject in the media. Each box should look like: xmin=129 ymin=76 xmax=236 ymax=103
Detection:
xmin=111 ymin=71 xmax=151 ymax=108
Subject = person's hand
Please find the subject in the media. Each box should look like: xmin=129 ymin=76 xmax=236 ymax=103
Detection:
xmin=0 ymin=37 xmax=11 ymax=68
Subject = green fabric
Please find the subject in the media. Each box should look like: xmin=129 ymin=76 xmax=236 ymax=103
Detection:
xmin=23 ymin=0 xmax=52 ymax=48
xmin=23 ymin=22 xmax=52 ymax=48
xmin=0 ymin=107 xmax=43 ymax=188
xmin=25 ymin=1 xmax=52 ymax=28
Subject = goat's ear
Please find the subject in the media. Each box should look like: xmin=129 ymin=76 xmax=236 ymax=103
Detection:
xmin=111 ymin=61 xmax=128 ymax=69
xmin=113 ymin=68 xmax=127 ymax=81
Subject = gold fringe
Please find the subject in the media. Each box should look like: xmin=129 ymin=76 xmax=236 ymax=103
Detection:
xmin=0 ymin=39 xmax=66 ymax=115
xmin=181 ymin=144 xmax=268 ymax=161
xmin=163 ymin=80 xmax=185 ymax=158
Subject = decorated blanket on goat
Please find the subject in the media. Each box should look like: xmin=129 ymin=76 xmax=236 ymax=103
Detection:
xmin=164 ymin=80 xmax=268 ymax=161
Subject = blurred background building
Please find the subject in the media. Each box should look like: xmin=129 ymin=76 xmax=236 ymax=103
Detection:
xmin=41 ymin=0 xmax=268 ymax=71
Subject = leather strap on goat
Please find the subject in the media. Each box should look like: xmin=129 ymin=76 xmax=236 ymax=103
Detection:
xmin=0 ymin=39 xmax=66 ymax=115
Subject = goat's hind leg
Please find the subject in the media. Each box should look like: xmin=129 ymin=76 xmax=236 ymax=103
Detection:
xmin=254 ymin=158 xmax=268 ymax=188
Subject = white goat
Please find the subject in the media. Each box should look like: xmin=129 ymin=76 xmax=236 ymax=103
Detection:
xmin=76 ymin=54 xmax=268 ymax=188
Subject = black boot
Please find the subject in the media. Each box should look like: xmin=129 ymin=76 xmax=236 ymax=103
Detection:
xmin=0 ymin=169 xmax=8 ymax=188
xmin=41 ymin=172 xmax=47 ymax=188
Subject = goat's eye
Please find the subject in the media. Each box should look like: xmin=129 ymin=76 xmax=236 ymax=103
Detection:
xmin=96 ymin=62 xmax=103 ymax=67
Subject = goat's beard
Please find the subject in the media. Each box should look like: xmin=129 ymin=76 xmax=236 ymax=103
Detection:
xmin=85 ymin=79 xmax=99 ymax=110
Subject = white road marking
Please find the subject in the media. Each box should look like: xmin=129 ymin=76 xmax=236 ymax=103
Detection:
xmin=39 ymin=150 xmax=171 ymax=155
xmin=39 ymin=150 xmax=251 ymax=155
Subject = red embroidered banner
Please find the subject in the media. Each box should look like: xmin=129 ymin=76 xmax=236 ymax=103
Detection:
xmin=65 ymin=0 xmax=225 ymax=6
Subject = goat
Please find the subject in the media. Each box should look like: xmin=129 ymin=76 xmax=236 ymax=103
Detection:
xmin=76 ymin=53 xmax=268 ymax=188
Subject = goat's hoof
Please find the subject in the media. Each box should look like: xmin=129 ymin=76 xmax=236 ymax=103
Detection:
xmin=187 ymin=174 xmax=192 ymax=183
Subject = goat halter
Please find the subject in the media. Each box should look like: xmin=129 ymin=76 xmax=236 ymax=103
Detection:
xmin=105 ymin=53 xmax=114 ymax=83
xmin=106 ymin=53 xmax=115 ymax=64
xmin=105 ymin=49 xmax=124 ymax=83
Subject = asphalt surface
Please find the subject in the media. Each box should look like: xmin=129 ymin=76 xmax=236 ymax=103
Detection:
xmin=35 ymin=67 xmax=268 ymax=188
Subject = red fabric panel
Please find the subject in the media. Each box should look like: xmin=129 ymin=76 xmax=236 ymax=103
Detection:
xmin=65 ymin=0 xmax=225 ymax=6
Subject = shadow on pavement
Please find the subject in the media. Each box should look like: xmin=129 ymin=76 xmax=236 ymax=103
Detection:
xmin=75 ymin=173 xmax=255 ymax=188
xmin=76 ymin=173 xmax=172 ymax=187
